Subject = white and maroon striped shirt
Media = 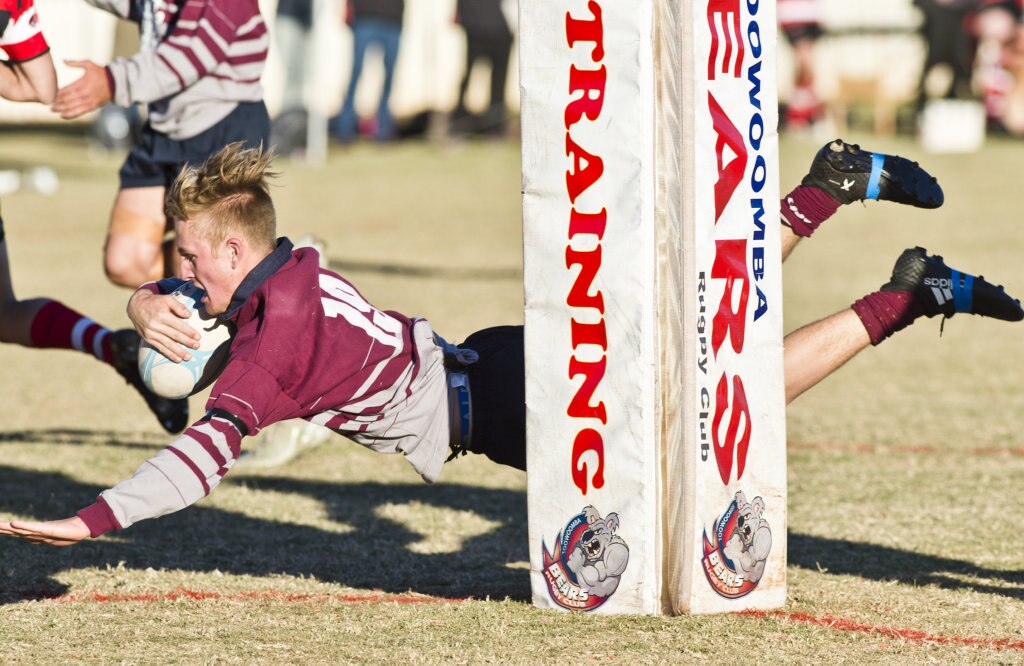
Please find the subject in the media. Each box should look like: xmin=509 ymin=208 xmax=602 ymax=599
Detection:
xmin=77 ymin=242 xmax=451 ymax=537
xmin=86 ymin=0 xmax=268 ymax=140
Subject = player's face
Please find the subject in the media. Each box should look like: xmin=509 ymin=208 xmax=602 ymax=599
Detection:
xmin=175 ymin=220 xmax=240 ymax=315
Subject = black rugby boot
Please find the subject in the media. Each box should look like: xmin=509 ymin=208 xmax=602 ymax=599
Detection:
xmin=882 ymin=247 xmax=1024 ymax=321
xmin=803 ymin=139 xmax=944 ymax=209
xmin=109 ymin=329 xmax=190 ymax=433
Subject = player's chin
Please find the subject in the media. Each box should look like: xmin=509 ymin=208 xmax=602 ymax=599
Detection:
xmin=203 ymin=300 xmax=227 ymax=316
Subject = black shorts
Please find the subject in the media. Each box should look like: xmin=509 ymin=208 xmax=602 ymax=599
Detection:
xmin=464 ymin=325 xmax=526 ymax=471
xmin=782 ymin=22 xmax=823 ymax=45
xmin=119 ymin=101 xmax=271 ymax=190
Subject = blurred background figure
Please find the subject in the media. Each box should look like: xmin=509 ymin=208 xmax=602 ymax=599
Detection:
xmin=330 ymin=0 xmax=405 ymax=143
xmin=914 ymin=0 xmax=976 ymax=107
xmin=778 ymin=0 xmax=826 ymax=130
xmin=969 ymin=0 xmax=1024 ymax=133
xmin=271 ymin=0 xmax=313 ymax=156
xmin=451 ymin=0 xmax=515 ymax=137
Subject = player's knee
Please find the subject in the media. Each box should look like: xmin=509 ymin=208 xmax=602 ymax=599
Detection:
xmin=104 ymin=209 xmax=166 ymax=287
xmin=103 ymin=253 xmax=153 ymax=288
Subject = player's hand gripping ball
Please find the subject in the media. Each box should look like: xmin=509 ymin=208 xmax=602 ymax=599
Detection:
xmin=138 ymin=282 xmax=234 ymax=399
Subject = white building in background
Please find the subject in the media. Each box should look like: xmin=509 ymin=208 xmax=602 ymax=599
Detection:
xmin=0 ymin=0 xmax=924 ymax=125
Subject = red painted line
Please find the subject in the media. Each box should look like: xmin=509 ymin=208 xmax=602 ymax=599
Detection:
xmin=740 ymin=610 xmax=1024 ymax=651
xmin=28 ymin=587 xmax=465 ymax=606
xmin=790 ymin=442 xmax=1024 ymax=458
xmin=15 ymin=588 xmax=1024 ymax=651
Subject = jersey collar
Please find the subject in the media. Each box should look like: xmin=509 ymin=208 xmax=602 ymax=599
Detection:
xmin=219 ymin=237 xmax=294 ymax=320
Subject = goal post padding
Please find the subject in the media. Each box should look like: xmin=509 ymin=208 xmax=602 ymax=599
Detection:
xmin=521 ymin=0 xmax=786 ymax=615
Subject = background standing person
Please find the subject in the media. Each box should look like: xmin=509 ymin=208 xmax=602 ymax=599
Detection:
xmin=270 ymin=0 xmax=313 ymax=156
xmin=452 ymin=0 xmax=514 ymax=136
xmin=52 ymin=0 xmax=270 ymax=289
xmin=970 ymin=0 xmax=1024 ymax=131
xmin=330 ymin=0 xmax=404 ymax=143
xmin=778 ymin=0 xmax=825 ymax=130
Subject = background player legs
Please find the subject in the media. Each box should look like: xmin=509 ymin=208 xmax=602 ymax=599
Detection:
xmin=103 ymin=186 xmax=168 ymax=288
xmin=332 ymin=23 xmax=372 ymax=143
xmin=0 ymin=234 xmax=47 ymax=346
xmin=375 ymin=23 xmax=400 ymax=141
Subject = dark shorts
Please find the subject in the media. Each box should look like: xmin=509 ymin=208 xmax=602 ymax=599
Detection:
xmin=464 ymin=325 xmax=526 ymax=471
xmin=782 ymin=22 xmax=824 ymax=45
xmin=119 ymin=101 xmax=271 ymax=190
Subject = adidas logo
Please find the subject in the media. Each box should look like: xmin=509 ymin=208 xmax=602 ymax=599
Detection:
xmin=924 ymin=277 xmax=954 ymax=305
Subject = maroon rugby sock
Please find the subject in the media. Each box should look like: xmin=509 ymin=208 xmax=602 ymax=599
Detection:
xmin=780 ymin=186 xmax=841 ymax=238
xmin=28 ymin=301 xmax=114 ymax=364
xmin=851 ymin=291 xmax=926 ymax=346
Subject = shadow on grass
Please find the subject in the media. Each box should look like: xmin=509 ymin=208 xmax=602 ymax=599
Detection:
xmin=0 ymin=465 xmax=529 ymax=605
xmin=790 ymin=532 xmax=1024 ymax=599
xmin=327 ymin=258 xmax=521 ymax=281
xmin=0 ymin=429 xmax=164 ymax=451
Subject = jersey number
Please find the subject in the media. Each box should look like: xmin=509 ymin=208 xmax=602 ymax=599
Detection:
xmin=319 ymin=274 xmax=404 ymax=349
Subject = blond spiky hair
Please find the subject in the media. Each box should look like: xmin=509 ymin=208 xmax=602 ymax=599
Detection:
xmin=166 ymin=142 xmax=278 ymax=251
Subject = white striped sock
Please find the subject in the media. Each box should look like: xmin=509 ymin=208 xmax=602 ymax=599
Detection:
xmin=70 ymin=318 xmax=93 ymax=352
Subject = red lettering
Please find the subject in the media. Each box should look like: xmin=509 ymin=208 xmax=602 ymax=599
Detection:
xmin=564 ymin=1 xmax=607 ymax=500
xmin=708 ymin=92 xmax=748 ymax=222
xmin=710 ymin=239 xmax=748 ymax=356
xmin=565 ymin=245 xmax=605 ymax=313
xmin=711 ymin=374 xmax=751 ymax=485
xmin=565 ymin=1 xmax=604 ymax=62
xmin=570 ymin=319 xmax=608 ymax=350
xmin=571 ymin=428 xmax=605 ymax=495
xmin=565 ymin=65 xmax=607 ymax=129
xmin=565 ymin=133 xmax=605 ymax=204
xmin=568 ymin=208 xmax=607 ymax=240
xmin=707 ymin=0 xmax=744 ymax=80
xmin=567 ymin=357 xmax=608 ymax=424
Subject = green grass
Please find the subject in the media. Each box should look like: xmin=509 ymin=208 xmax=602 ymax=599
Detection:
xmin=1 ymin=130 xmax=1023 ymax=663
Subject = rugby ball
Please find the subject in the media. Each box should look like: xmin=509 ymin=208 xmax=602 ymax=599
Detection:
xmin=137 ymin=282 xmax=235 ymax=399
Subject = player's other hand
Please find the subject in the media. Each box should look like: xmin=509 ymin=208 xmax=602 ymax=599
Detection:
xmin=0 ymin=516 xmax=90 ymax=546
xmin=52 ymin=59 xmax=112 ymax=119
xmin=128 ymin=289 xmax=201 ymax=362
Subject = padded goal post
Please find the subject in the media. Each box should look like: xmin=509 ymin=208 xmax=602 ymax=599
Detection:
xmin=522 ymin=0 xmax=786 ymax=614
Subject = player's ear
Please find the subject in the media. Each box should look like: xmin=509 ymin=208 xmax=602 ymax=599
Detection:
xmin=226 ymin=236 xmax=244 ymax=268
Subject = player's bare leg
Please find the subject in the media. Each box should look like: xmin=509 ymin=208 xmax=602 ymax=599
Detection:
xmin=784 ymin=247 xmax=1023 ymax=403
xmin=784 ymin=309 xmax=868 ymax=403
xmin=0 ymin=224 xmax=47 ymax=346
xmin=103 ymin=186 xmax=169 ymax=288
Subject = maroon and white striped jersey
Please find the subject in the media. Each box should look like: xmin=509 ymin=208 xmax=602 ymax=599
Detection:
xmin=85 ymin=0 xmax=268 ymax=140
xmin=77 ymin=241 xmax=450 ymax=537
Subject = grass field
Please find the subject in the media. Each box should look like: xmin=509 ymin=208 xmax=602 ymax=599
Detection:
xmin=1 ymin=129 xmax=1023 ymax=664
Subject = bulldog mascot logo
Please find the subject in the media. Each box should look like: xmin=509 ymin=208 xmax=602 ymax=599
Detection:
xmin=542 ymin=505 xmax=630 ymax=611
xmin=702 ymin=491 xmax=772 ymax=598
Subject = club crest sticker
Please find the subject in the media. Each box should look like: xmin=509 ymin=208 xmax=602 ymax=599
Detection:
xmin=702 ymin=491 xmax=772 ymax=599
xmin=541 ymin=505 xmax=630 ymax=611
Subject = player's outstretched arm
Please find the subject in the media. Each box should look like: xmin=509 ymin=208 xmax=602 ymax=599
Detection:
xmin=51 ymin=59 xmax=111 ymax=120
xmin=128 ymin=287 xmax=201 ymax=362
xmin=0 ymin=51 xmax=56 ymax=103
xmin=0 ymin=516 xmax=90 ymax=546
